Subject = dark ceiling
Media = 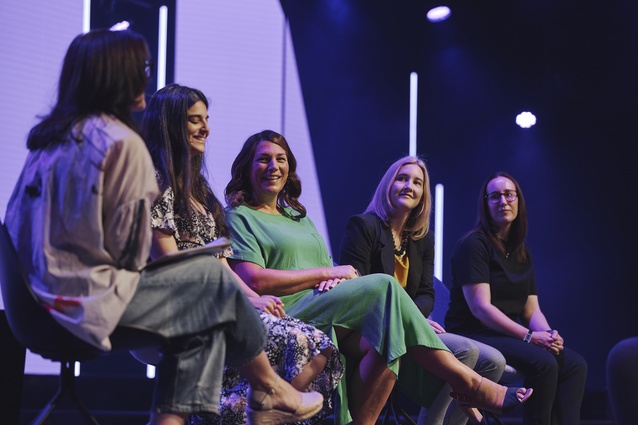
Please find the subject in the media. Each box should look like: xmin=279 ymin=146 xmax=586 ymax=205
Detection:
xmin=281 ymin=0 xmax=638 ymax=390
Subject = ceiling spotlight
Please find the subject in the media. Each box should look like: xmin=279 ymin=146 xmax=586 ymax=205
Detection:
xmin=110 ymin=21 xmax=131 ymax=31
xmin=516 ymin=111 xmax=537 ymax=129
xmin=427 ymin=6 xmax=451 ymax=23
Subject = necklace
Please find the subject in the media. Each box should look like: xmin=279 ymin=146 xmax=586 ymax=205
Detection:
xmin=499 ymin=237 xmax=512 ymax=259
xmin=393 ymin=236 xmax=407 ymax=258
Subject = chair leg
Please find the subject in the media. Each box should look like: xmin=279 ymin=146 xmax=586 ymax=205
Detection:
xmin=380 ymin=391 xmax=416 ymax=425
xmin=389 ymin=391 xmax=416 ymax=425
xmin=31 ymin=361 xmax=100 ymax=425
xmin=381 ymin=401 xmax=392 ymax=425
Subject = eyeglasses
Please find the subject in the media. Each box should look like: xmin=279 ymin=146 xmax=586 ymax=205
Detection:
xmin=485 ymin=190 xmax=518 ymax=204
xmin=144 ymin=59 xmax=154 ymax=79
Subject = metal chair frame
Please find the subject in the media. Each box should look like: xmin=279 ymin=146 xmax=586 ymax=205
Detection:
xmin=0 ymin=218 xmax=169 ymax=425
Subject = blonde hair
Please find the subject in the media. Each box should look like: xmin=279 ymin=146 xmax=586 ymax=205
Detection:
xmin=364 ymin=156 xmax=431 ymax=240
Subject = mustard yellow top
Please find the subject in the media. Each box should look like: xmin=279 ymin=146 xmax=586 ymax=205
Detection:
xmin=394 ymin=254 xmax=409 ymax=288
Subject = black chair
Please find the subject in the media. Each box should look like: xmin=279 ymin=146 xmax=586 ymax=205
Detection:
xmin=0 ymin=218 xmax=170 ymax=424
xmin=381 ymin=389 xmax=417 ymax=425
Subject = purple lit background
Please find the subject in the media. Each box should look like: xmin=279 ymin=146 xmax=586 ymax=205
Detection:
xmin=1 ymin=0 xmax=637 ymax=401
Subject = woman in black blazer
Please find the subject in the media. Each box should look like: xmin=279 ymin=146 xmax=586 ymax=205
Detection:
xmin=340 ymin=155 xmax=508 ymax=425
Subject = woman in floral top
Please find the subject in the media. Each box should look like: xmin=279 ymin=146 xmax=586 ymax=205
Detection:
xmin=142 ymin=84 xmax=343 ymax=425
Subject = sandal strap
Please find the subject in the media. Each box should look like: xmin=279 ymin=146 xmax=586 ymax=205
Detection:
xmin=249 ymin=377 xmax=280 ymax=409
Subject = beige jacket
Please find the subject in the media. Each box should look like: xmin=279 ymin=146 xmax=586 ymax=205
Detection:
xmin=5 ymin=114 xmax=160 ymax=350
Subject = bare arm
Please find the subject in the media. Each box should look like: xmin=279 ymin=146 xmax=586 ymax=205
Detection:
xmin=149 ymin=228 xmax=179 ymax=260
xmin=522 ymin=295 xmax=562 ymax=353
xmin=229 ymin=259 xmax=358 ymax=296
xmin=220 ymin=256 xmax=285 ymax=317
xmin=522 ymin=295 xmax=551 ymax=331
xmin=150 ymin=229 xmax=285 ymax=316
xmin=463 ymin=284 xmax=555 ymax=349
xmin=463 ymin=283 xmax=529 ymax=338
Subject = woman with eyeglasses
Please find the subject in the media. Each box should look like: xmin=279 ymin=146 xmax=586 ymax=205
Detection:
xmin=445 ymin=172 xmax=588 ymax=425
xmin=224 ymin=131 xmax=533 ymax=425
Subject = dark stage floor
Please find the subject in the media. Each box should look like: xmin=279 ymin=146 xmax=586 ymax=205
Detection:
xmin=16 ymin=351 xmax=614 ymax=425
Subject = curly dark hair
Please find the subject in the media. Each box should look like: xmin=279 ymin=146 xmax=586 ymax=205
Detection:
xmin=225 ymin=130 xmax=306 ymax=219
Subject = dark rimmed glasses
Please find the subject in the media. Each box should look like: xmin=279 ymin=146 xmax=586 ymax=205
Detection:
xmin=485 ymin=190 xmax=518 ymax=204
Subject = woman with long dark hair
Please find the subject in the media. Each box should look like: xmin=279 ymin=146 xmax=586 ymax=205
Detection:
xmin=142 ymin=84 xmax=343 ymax=425
xmin=5 ymin=31 xmax=321 ymax=425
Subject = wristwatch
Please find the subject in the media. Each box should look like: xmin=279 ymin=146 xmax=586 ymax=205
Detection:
xmin=523 ymin=329 xmax=533 ymax=343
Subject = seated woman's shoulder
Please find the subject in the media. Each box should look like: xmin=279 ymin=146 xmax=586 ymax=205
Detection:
xmin=349 ymin=212 xmax=382 ymax=226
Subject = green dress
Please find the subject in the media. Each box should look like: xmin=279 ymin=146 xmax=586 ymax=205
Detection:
xmin=226 ymin=205 xmax=448 ymax=424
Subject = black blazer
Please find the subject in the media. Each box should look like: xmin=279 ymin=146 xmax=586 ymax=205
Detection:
xmin=339 ymin=213 xmax=435 ymax=317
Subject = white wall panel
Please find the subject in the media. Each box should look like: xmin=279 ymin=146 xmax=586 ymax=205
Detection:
xmin=174 ymin=1 xmax=329 ymax=249
xmin=0 ymin=0 xmax=84 ymax=373
xmin=1 ymin=0 xmax=326 ymax=374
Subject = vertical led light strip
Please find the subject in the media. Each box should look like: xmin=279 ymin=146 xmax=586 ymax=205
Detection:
xmin=156 ymin=5 xmax=168 ymax=91
xmin=146 ymin=5 xmax=168 ymax=380
xmin=83 ymin=0 xmax=91 ymax=33
xmin=434 ymin=184 xmax=444 ymax=281
xmin=409 ymin=72 xmax=418 ymax=157
xmin=122 ymin=6 xmax=165 ymax=380
xmin=280 ymin=17 xmax=288 ymax=134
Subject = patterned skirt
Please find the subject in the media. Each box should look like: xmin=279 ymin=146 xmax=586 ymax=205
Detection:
xmin=190 ymin=311 xmax=343 ymax=425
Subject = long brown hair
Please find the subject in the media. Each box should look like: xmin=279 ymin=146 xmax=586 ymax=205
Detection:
xmin=142 ymin=84 xmax=228 ymax=238
xmin=27 ymin=29 xmax=151 ymax=150
xmin=225 ymin=130 xmax=306 ymax=219
xmin=473 ymin=171 xmax=529 ymax=264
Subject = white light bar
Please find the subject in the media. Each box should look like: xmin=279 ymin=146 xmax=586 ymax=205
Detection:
xmin=409 ymin=72 xmax=418 ymax=157
xmin=157 ymin=6 xmax=168 ymax=90
xmin=434 ymin=184 xmax=444 ymax=281
xmin=83 ymin=0 xmax=91 ymax=33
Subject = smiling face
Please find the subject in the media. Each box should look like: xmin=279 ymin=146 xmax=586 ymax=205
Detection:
xmin=186 ymin=100 xmax=209 ymax=155
xmin=250 ymin=141 xmax=289 ymax=204
xmin=390 ymin=163 xmax=425 ymax=215
xmin=486 ymin=176 xmax=519 ymax=231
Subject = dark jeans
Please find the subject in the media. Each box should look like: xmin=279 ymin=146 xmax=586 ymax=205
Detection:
xmin=461 ymin=331 xmax=587 ymax=425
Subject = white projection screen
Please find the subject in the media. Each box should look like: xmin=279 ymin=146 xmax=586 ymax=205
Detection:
xmin=0 ymin=0 xmax=326 ymax=374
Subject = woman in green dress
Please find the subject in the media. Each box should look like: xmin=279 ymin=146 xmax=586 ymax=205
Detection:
xmin=224 ymin=130 xmax=533 ymax=425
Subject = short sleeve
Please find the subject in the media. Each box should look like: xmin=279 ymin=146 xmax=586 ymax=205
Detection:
xmin=452 ymin=233 xmax=492 ymax=286
xmin=226 ymin=208 xmax=267 ymax=268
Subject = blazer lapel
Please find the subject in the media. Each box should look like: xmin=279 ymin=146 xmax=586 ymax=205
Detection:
xmin=380 ymin=225 xmax=395 ymax=275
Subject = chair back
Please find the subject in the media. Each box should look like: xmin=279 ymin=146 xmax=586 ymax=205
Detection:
xmin=429 ymin=277 xmax=450 ymax=324
xmin=0 ymin=218 xmax=102 ymax=361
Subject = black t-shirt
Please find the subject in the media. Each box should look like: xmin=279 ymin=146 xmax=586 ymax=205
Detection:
xmin=445 ymin=231 xmax=537 ymax=334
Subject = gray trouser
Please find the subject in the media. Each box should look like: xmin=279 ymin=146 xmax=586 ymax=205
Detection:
xmin=119 ymin=255 xmax=266 ymax=415
xmin=418 ymin=332 xmax=506 ymax=425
